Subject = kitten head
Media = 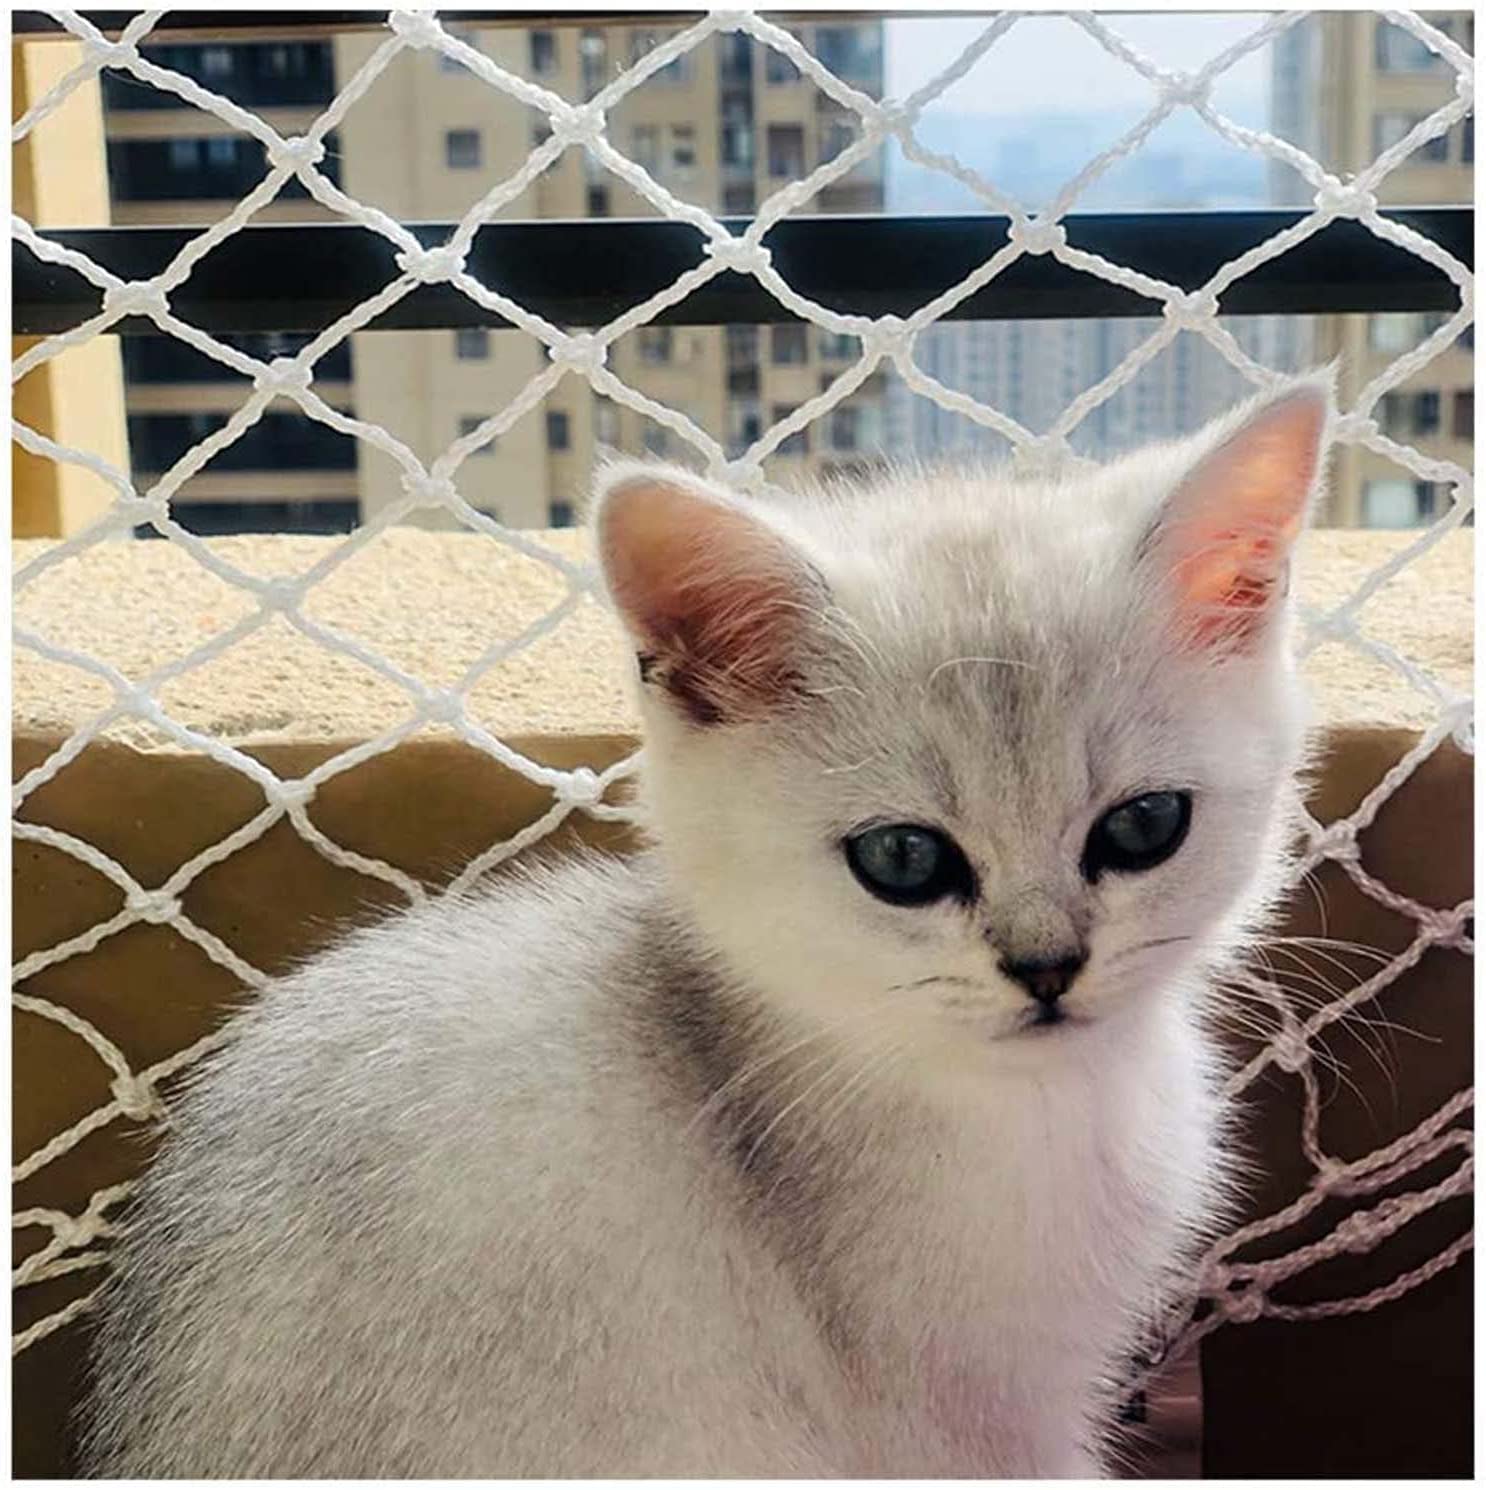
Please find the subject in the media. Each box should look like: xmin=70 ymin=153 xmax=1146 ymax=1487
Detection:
xmin=594 ymin=378 xmax=1331 ymax=1074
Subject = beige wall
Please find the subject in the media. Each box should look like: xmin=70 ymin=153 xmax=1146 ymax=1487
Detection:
xmin=13 ymin=40 xmax=131 ymax=539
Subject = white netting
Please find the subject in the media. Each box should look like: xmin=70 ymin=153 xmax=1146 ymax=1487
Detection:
xmin=12 ymin=5 xmax=1474 ymax=1393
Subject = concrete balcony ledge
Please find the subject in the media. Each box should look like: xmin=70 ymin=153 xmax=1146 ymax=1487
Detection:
xmin=12 ymin=527 xmax=1473 ymax=749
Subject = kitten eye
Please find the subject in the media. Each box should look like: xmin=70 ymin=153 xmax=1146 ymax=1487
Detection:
xmin=843 ymin=824 xmax=975 ymax=907
xmin=1083 ymin=791 xmax=1192 ymax=880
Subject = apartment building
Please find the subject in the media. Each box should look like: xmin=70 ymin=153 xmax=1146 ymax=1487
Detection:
xmin=336 ymin=19 xmax=888 ymax=530
xmin=100 ymin=38 xmax=359 ymax=533
xmin=98 ymin=20 xmax=888 ymax=534
xmin=1272 ymin=11 xmax=1474 ymax=526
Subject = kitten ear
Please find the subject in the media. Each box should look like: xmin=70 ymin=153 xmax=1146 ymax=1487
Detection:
xmin=594 ymin=463 xmax=824 ymax=726
xmin=1147 ymin=378 xmax=1332 ymax=654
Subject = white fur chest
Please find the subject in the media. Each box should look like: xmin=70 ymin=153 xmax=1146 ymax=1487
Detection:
xmin=819 ymin=1008 xmax=1216 ymax=1476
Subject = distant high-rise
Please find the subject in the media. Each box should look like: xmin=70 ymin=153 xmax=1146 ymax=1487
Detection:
xmin=1271 ymin=11 xmax=1473 ymax=526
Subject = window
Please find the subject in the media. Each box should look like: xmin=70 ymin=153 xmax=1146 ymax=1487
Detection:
xmin=593 ymin=396 xmax=620 ymax=446
xmin=529 ymin=30 xmax=557 ymax=76
xmin=721 ymin=119 xmax=754 ymax=170
xmin=1453 ymin=389 xmax=1473 ymax=441
xmin=455 ymin=328 xmax=489 ymax=360
xmin=1464 ymin=116 xmax=1474 ymax=165
xmin=819 ymin=120 xmax=855 ymax=164
xmin=642 ymin=419 xmax=669 ymax=456
xmin=205 ymin=136 xmax=238 ymax=168
xmin=767 ymin=124 xmax=805 ymax=178
xmin=200 ymin=46 xmax=232 ymax=77
xmin=771 ymin=323 xmax=808 ymax=364
xmin=127 ymin=411 xmax=356 ymax=473
xmin=546 ymin=410 xmax=571 ymax=451
xmin=579 ymin=29 xmax=607 ymax=99
xmin=830 ymin=405 xmax=860 ymax=452
xmin=1369 ymin=311 xmax=1446 ymax=353
xmin=771 ymin=406 xmax=809 ymax=457
xmin=167 ymin=138 xmax=199 ymax=171
xmin=630 ymin=29 xmax=688 ymax=82
xmin=728 ymin=406 xmax=763 ymax=458
xmin=814 ymin=26 xmax=880 ymax=83
xmin=586 ymin=185 xmax=610 ymax=217
xmin=723 ymin=184 xmax=755 ymax=214
xmin=637 ymin=327 xmax=673 ymax=364
xmin=1375 ymin=20 xmax=1442 ymax=72
xmin=819 ymin=331 xmax=856 ymax=360
xmin=721 ymin=33 xmax=752 ymax=83
xmin=163 ymin=499 xmax=360 ymax=537
xmin=1373 ymin=113 xmax=1448 ymax=160
xmin=459 ymin=415 xmax=494 ymax=451
xmin=765 ymin=43 xmax=800 ymax=84
xmin=670 ymin=124 xmax=696 ymax=173
xmin=1378 ymin=391 xmax=1408 ymax=437
xmin=445 ymin=129 xmax=481 ymax=169
xmin=1361 ymin=479 xmax=1417 ymax=528
xmin=1413 ymin=390 xmax=1441 ymax=434
xmin=631 ymin=124 xmax=659 ymax=172
xmin=549 ymin=501 xmax=576 ymax=528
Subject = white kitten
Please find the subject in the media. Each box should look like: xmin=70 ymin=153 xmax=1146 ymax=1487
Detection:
xmin=82 ymin=378 xmax=1330 ymax=1478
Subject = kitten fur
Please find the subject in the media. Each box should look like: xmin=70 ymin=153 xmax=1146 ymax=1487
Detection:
xmin=80 ymin=377 xmax=1331 ymax=1478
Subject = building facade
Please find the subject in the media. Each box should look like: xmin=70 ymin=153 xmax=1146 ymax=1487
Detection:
xmin=1271 ymin=10 xmax=1473 ymax=526
xmin=101 ymin=20 xmax=887 ymax=534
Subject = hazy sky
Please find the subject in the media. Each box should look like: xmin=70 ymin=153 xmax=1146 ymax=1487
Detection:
xmin=885 ymin=12 xmax=1271 ymax=123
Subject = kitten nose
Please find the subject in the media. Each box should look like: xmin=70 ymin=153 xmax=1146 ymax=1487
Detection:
xmin=999 ymin=952 xmax=1087 ymax=1006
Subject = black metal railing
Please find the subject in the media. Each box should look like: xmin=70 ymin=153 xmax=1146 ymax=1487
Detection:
xmin=13 ymin=209 xmax=1473 ymax=338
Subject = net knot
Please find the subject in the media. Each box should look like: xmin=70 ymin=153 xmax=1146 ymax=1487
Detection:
xmin=50 ymin=1212 xmax=96 ymax=1251
xmin=271 ymin=134 xmax=326 ymax=171
xmin=550 ymin=333 xmax=608 ymax=375
xmin=1331 ymin=1211 xmax=1378 ymax=1254
xmin=102 ymin=280 xmax=167 ymax=320
xmin=1163 ymin=290 xmax=1219 ymax=331
xmin=1313 ymin=175 xmax=1376 ymax=220
xmin=254 ymin=357 xmax=313 ymax=396
xmin=84 ymin=38 xmax=134 ymax=69
xmin=550 ymin=103 xmax=606 ymax=148
xmin=557 ymin=767 xmax=602 ymax=807
xmin=111 ymin=1072 xmax=163 ymax=1122
xmin=1271 ymin=1024 xmax=1310 ymax=1073
xmin=1160 ymin=70 xmax=1212 ymax=108
xmin=259 ymin=575 xmax=304 ymax=612
xmin=1220 ymin=1287 xmax=1265 ymax=1324
xmin=419 ymin=689 xmax=464 ymax=725
xmin=127 ymin=890 xmax=180 ymax=926
xmin=714 ymin=456 xmax=761 ymax=490
xmin=1013 ymin=434 xmax=1076 ymax=477
xmin=1307 ymin=820 xmax=1360 ymax=863
xmin=275 ymin=779 xmax=315 ymax=809
xmin=861 ymin=314 xmax=907 ymax=360
xmin=871 ymin=99 xmax=914 ymax=136
xmin=119 ymin=494 xmax=168 ymax=526
xmin=388 ymin=10 xmax=446 ymax=49
xmin=1009 ymin=216 xmax=1067 ymax=256
xmin=402 ymin=472 xmax=459 ymax=507
xmin=704 ymin=236 xmax=769 ymax=275
xmin=1331 ymin=410 xmax=1378 ymax=442
xmin=396 ymin=244 xmax=467 ymax=284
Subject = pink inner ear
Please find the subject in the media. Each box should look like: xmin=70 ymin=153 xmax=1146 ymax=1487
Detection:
xmin=600 ymin=476 xmax=814 ymax=724
xmin=1161 ymin=388 xmax=1327 ymax=651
